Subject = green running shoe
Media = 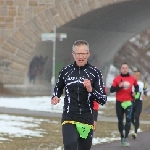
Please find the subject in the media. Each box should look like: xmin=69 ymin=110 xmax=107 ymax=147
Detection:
xmin=121 ymin=138 xmax=130 ymax=147
xmin=132 ymin=133 xmax=137 ymax=139
xmin=121 ymin=138 xmax=124 ymax=146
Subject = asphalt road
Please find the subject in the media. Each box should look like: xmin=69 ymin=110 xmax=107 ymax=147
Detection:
xmin=91 ymin=131 xmax=150 ymax=150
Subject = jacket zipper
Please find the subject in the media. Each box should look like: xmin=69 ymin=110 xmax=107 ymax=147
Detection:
xmin=78 ymin=67 xmax=81 ymax=114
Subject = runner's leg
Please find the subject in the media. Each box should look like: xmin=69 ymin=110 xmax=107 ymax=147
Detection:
xmin=131 ymin=101 xmax=135 ymax=126
xmin=116 ymin=101 xmax=125 ymax=138
xmin=134 ymin=100 xmax=142 ymax=133
xmin=125 ymin=104 xmax=133 ymax=138
xmin=93 ymin=110 xmax=98 ymax=132
xmin=78 ymin=129 xmax=93 ymax=150
xmin=62 ymin=124 xmax=79 ymax=150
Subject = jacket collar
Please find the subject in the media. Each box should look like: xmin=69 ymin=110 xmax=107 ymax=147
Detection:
xmin=73 ymin=61 xmax=89 ymax=69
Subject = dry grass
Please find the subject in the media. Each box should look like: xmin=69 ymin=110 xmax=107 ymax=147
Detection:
xmin=0 ymin=115 xmax=63 ymax=150
xmin=0 ymin=97 xmax=150 ymax=150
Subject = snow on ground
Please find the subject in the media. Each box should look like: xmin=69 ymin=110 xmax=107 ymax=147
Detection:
xmin=0 ymin=96 xmax=116 ymax=113
xmin=0 ymin=114 xmax=54 ymax=141
xmin=92 ymin=137 xmax=120 ymax=145
xmin=0 ymin=96 xmax=142 ymax=150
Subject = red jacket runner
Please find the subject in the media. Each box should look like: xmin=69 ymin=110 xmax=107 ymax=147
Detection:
xmin=111 ymin=75 xmax=138 ymax=102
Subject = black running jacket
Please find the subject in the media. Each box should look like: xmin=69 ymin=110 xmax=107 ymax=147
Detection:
xmin=52 ymin=62 xmax=107 ymax=124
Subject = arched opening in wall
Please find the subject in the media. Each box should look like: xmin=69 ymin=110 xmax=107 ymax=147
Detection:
xmin=2 ymin=0 xmax=150 ymax=96
xmin=106 ymin=28 xmax=150 ymax=89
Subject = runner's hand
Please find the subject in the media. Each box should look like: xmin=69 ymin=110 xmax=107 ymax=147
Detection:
xmin=132 ymin=92 xmax=136 ymax=97
xmin=119 ymin=82 xmax=124 ymax=87
xmin=142 ymin=95 xmax=146 ymax=100
xmin=84 ymin=79 xmax=92 ymax=92
xmin=51 ymin=96 xmax=60 ymax=105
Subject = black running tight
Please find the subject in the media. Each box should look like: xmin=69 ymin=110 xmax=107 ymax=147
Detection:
xmin=116 ymin=101 xmax=133 ymax=138
xmin=131 ymin=100 xmax=142 ymax=133
xmin=62 ymin=123 xmax=93 ymax=150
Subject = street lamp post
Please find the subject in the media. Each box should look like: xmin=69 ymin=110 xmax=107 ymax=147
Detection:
xmin=41 ymin=25 xmax=67 ymax=110
xmin=51 ymin=25 xmax=56 ymax=87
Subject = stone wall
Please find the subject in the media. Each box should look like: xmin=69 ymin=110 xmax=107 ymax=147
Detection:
xmin=0 ymin=0 xmax=129 ymax=95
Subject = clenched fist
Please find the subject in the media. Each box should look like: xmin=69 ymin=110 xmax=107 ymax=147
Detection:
xmin=83 ymin=79 xmax=92 ymax=92
xmin=51 ymin=96 xmax=60 ymax=105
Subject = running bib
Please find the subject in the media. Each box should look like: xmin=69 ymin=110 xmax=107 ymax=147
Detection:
xmin=121 ymin=101 xmax=132 ymax=109
xmin=62 ymin=121 xmax=93 ymax=139
xmin=135 ymin=92 xmax=141 ymax=99
xmin=75 ymin=122 xmax=91 ymax=139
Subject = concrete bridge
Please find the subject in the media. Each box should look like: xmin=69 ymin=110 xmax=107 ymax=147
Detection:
xmin=0 ymin=0 xmax=150 ymax=95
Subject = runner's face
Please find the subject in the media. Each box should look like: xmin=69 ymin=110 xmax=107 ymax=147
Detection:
xmin=72 ymin=45 xmax=90 ymax=67
xmin=134 ymin=72 xmax=140 ymax=80
xmin=120 ymin=64 xmax=129 ymax=74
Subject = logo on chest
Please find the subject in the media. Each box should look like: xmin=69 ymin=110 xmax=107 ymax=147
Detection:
xmin=67 ymin=77 xmax=85 ymax=81
xmin=123 ymin=81 xmax=131 ymax=90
